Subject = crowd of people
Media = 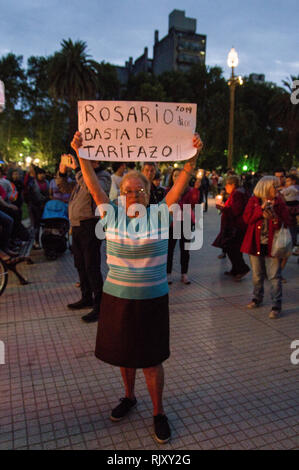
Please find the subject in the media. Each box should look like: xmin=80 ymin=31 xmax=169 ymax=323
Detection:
xmin=1 ymin=158 xmax=298 ymax=312
xmin=0 ymin=144 xmax=298 ymax=444
xmin=0 ymin=162 xmax=75 ymax=263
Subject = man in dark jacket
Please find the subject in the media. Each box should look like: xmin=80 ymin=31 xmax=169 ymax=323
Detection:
xmin=56 ymin=154 xmax=111 ymax=323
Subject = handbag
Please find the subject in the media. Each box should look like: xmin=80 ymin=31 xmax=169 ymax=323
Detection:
xmin=271 ymin=225 xmax=293 ymax=258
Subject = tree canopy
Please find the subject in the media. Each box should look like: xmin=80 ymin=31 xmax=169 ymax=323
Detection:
xmin=0 ymin=41 xmax=298 ymax=172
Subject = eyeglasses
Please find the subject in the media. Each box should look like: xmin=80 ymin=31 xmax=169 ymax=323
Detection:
xmin=121 ymin=188 xmax=146 ymax=196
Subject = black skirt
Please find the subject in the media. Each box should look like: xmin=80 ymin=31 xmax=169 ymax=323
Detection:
xmin=95 ymin=293 xmax=170 ymax=368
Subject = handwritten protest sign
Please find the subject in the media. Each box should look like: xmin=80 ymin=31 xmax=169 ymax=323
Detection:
xmin=78 ymin=101 xmax=197 ymax=161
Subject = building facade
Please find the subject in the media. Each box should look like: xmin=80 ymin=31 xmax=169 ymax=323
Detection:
xmin=153 ymin=10 xmax=206 ymax=75
xmin=116 ymin=10 xmax=206 ymax=84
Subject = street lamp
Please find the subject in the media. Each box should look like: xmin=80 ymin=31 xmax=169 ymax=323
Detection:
xmin=227 ymin=47 xmax=243 ymax=170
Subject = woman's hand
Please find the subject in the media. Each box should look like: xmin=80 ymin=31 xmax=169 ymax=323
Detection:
xmin=166 ymin=133 xmax=203 ymax=208
xmin=59 ymin=154 xmax=77 ymax=174
xmin=184 ymin=133 xmax=203 ymax=171
xmin=71 ymin=131 xmax=83 ymax=155
xmin=262 ymin=200 xmax=275 ymax=219
xmin=193 ymin=132 xmax=203 ymax=152
xmin=263 ymin=209 xmax=275 ymax=219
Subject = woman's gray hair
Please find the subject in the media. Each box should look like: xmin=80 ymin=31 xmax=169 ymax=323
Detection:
xmin=120 ymin=170 xmax=151 ymax=195
xmin=253 ymin=176 xmax=279 ymax=199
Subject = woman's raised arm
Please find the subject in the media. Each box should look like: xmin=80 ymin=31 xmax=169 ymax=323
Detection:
xmin=71 ymin=131 xmax=109 ymax=207
xmin=165 ymin=133 xmax=203 ymax=207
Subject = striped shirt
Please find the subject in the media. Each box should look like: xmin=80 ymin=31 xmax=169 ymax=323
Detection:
xmin=100 ymin=200 xmax=170 ymax=300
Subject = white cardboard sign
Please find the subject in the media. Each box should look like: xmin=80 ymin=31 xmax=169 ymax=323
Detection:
xmin=78 ymin=101 xmax=197 ymax=161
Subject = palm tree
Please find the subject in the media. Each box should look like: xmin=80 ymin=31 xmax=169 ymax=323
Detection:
xmin=48 ymin=39 xmax=98 ymax=140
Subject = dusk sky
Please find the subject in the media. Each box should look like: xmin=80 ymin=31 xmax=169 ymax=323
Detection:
xmin=1 ymin=0 xmax=298 ymax=86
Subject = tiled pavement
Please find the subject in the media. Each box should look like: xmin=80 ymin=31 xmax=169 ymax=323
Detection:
xmin=0 ymin=199 xmax=298 ymax=450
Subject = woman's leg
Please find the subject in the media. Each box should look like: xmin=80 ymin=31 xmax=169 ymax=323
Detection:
xmin=179 ymin=232 xmax=190 ymax=275
xmin=226 ymin=246 xmax=238 ymax=275
xmin=110 ymin=367 xmax=137 ymax=421
xmin=30 ymin=204 xmax=41 ymax=243
xmin=226 ymin=245 xmax=249 ymax=275
xmin=166 ymin=226 xmax=177 ymax=274
xmin=120 ymin=367 xmax=137 ymax=400
xmin=249 ymin=255 xmax=265 ymax=304
xmin=265 ymin=256 xmax=282 ymax=311
xmin=280 ymin=257 xmax=288 ymax=270
xmin=143 ymin=364 xmax=164 ymax=416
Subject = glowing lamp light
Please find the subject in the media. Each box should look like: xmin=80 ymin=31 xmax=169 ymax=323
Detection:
xmin=174 ymin=163 xmax=179 ymax=168
xmin=33 ymin=158 xmax=40 ymax=165
xmin=242 ymin=165 xmax=248 ymax=171
xmin=215 ymin=194 xmax=223 ymax=203
xmin=25 ymin=156 xmax=32 ymax=165
xmin=227 ymin=47 xmax=239 ymax=68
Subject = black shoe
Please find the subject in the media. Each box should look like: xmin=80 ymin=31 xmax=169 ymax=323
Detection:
xmin=110 ymin=397 xmax=137 ymax=422
xmin=67 ymin=298 xmax=93 ymax=310
xmin=234 ymin=267 xmax=250 ymax=281
xmin=153 ymin=414 xmax=171 ymax=444
xmin=247 ymin=300 xmax=262 ymax=309
xmin=81 ymin=309 xmax=99 ymax=323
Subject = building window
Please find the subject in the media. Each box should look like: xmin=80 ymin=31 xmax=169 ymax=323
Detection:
xmin=177 ymin=39 xmax=205 ymax=53
xmin=177 ymin=53 xmax=202 ymax=64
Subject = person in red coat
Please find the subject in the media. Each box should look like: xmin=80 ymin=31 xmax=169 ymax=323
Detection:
xmin=241 ymin=176 xmax=291 ymax=319
xmin=212 ymin=175 xmax=250 ymax=280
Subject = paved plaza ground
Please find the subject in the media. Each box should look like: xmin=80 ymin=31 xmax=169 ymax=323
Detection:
xmin=0 ymin=199 xmax=298 ymax=450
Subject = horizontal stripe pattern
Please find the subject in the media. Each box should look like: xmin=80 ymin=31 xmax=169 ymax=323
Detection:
xmin=102 ymin=201 xmax=170 ymax=300
xmin=107 ymin=254 xmax=167 ymax=268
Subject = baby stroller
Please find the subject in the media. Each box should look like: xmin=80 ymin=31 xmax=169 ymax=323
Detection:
xmin=41 ymin=200 xmax=69 ymax=260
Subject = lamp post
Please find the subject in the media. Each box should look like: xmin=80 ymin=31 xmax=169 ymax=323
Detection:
xmin=227 ymin=48 xmax=243 ymax=170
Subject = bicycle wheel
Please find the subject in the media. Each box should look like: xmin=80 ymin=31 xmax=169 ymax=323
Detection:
xmin=0 ymin=259 xmax=8 ymax=296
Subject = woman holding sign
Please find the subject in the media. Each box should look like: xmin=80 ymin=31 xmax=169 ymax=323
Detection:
xmin=71 ymin=130 xmax=203 ymax=444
